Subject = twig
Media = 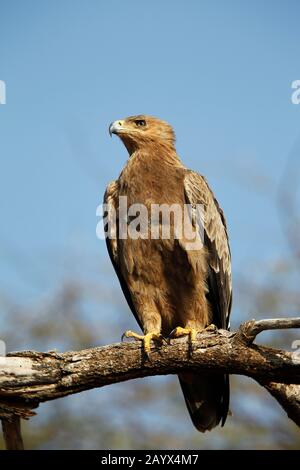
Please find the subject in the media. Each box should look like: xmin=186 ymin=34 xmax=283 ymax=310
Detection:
xmin=237 ymin=317 xmax=300 ymax=344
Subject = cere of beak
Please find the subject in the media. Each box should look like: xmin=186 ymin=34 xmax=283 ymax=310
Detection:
xmin=109 ymin=120 xmax=124 ymax=137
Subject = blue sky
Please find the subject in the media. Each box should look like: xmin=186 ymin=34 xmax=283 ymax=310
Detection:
xmin=0 ymin=0 xmax=300 ymax=318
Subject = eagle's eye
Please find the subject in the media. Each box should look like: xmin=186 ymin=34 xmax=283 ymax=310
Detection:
xmin=134 ymin=119 xmax=146 ymax=127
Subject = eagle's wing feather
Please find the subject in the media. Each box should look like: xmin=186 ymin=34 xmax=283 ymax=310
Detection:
xmin=183 ymin=170 xmax=232 ymax=328
xmin=182 ymin=170 xmax=232 ymax=429
xmin=103 ymin=181 xmax=142 ymax=330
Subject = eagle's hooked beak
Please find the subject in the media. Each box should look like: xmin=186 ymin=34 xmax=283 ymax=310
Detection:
xmin=109 ymin=120 xmax=125 ymax=137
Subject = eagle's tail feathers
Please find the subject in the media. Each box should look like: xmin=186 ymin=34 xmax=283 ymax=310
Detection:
xmin=179 ymin=373 xmax=229 ymax=432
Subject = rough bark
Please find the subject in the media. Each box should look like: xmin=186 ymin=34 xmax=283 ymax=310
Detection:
xmin=0 ymin=317 xmax=300 ymax=448
xmin=1 ymin=417 xmax=24 ymax=450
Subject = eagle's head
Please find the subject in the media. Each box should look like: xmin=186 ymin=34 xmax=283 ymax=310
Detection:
xmin=109 ymin=115 xmax=175 ymax=154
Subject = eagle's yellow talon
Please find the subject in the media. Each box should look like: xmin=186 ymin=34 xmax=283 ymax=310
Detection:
xmin=122 ymin=330 xmax=163 ymax=355
xmin=170 ymin=326 xmax=199 ymax=343
xmin=205 ymin=323 xmax=217 ymax=332
xmin=122 ymin=330 xmax=144 ymax=342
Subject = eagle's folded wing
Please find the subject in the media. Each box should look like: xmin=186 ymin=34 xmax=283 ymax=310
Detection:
xmin=183 ymin=170 xmax=232 ymax=329
xmin=103 ymin=181 xmax=142 ymax=329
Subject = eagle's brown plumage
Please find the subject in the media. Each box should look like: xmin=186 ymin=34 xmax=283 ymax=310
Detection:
xmin=104 ymin=115 xmax=232 ymax=432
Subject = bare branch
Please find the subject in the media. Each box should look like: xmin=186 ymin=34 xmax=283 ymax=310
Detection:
xmin=237 ymin=317 xmax=300 ymax=344
xmin=0 ymin=317 xmax=299 ymax=435
xmin=1 ymin=417 xmax=24 ymax=450
xmin=261 ymin=382 xmax=300 ymax=427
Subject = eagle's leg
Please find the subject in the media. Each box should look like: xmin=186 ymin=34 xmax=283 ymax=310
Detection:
xmin=122 ymin=330 xmax=163 ymax=355
xmin=170 ymin=326 xmax=199 ymax=343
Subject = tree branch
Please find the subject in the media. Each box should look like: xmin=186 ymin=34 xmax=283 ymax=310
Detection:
xmin=1 ymin=417 xmax=24 ymax=450
xmin=0 ymin=317 xmax=300 ymax=443
xmin=237 ymin=317 xmax=300 ymax=344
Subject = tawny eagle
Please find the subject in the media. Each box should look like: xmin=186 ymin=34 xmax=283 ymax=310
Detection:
xmin=104 ymin=115 xmax=232 ymax=432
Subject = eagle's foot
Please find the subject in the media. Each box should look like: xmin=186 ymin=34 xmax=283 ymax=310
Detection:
xmin=122 ymin=330 xmax=163 ymax=356
xmin=170 ymin=326 xmax=199 ymax=343
xmin=205 ymin=323 xmax=218 ymax=332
